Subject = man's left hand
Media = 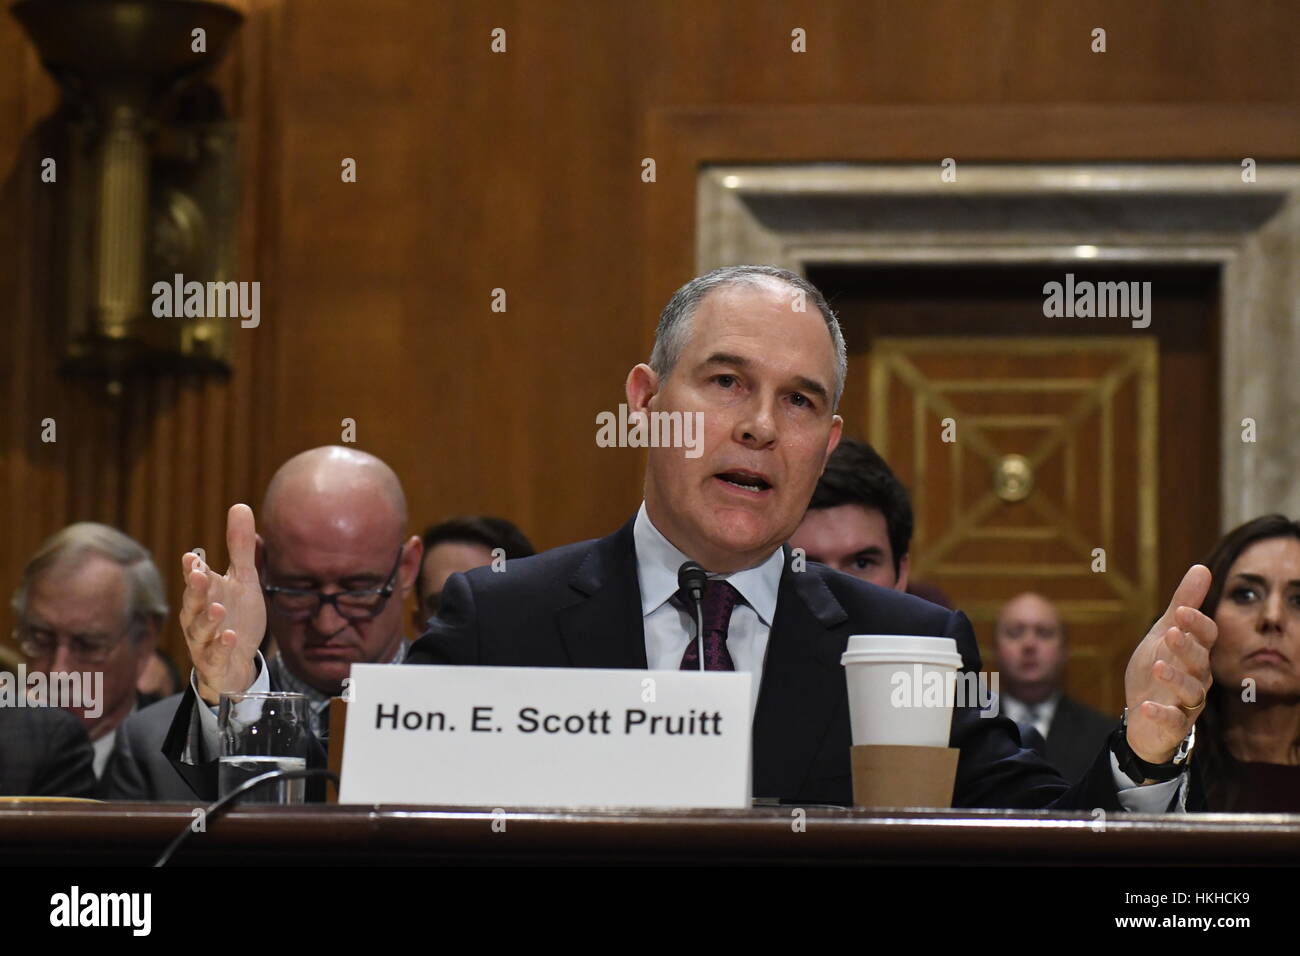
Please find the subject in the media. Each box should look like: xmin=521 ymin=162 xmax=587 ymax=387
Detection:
xmin=1123 ymin=564 xmax=1217 ymax=766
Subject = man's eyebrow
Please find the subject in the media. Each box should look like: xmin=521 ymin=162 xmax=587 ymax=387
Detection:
xmin=852 ymin=547 xmax=885 ymax=558
xmin=701 ymin=353 xmax=830 ymax=404
xmin=700 ymin=352 xmax=751 ymax=370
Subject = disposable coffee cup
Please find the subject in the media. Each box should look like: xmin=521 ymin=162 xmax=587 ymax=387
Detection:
xmin=840 ymin=635 xmax=964 ymax=747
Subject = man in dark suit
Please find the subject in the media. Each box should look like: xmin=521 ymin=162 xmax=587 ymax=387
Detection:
xmin=180 ymin=265 xmax=1217 ymax=810
xmin=994 ymin=592 xmax=1118 ymax=783
xmin=115 ymin=446 xmax=420 ymax=801
xmin=789 ymin=438 xmax=913 ymax=592
xmin=0 ymin=705 xmax=96 ymax=798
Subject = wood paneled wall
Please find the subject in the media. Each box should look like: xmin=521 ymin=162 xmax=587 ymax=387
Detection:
xmin=2 ymin=0 xmax=1298 ymax=665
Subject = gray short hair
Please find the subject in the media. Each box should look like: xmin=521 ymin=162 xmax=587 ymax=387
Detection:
xmin=11 ymin=522 xmax=168 ymax=641
xmin=649 ymin=265 xmax=848 ymax=410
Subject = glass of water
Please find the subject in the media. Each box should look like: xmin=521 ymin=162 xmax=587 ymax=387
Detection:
xmin=218 ymin=692 xmax=310 ymax=804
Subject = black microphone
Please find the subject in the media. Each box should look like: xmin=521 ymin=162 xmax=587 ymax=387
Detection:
xmin=678 ymin=561 xmax=708 ymax=672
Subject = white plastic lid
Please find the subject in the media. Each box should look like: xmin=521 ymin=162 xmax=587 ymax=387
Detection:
xmin=840 ymin=634 xmax=963 ymax=669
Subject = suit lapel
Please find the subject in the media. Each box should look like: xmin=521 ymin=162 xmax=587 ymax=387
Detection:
xmin=752 ymin=553 xmax=850 ymax=800
xmin=556 ymin=518 xmax=648 ymax=669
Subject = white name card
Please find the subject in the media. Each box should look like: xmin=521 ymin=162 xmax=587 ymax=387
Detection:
xmin=338 ymin=664 xmax=752 ymax=808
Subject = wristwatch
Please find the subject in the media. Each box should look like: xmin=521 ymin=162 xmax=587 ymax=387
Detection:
xmin=1110 ymin=707 xmax=1195 ymax=785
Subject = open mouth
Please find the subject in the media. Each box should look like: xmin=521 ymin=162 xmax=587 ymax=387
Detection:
xmin=714 ymin=470 xmax=773 ymax=494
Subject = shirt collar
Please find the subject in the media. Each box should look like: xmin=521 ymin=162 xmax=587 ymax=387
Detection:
xmin=632 ymin=501 xmax=783 ymax=626
xmin=1003 ymin=690 xmax=1061 ymax=722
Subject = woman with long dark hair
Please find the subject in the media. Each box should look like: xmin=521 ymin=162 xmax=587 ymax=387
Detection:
xmin=1191 ymin=515 xmax=1300 ymax=811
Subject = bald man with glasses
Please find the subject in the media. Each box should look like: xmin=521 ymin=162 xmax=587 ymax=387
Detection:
xmin=102 ymin=447 xmax=421 ymax=801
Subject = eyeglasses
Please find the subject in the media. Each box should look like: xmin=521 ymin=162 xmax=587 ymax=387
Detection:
xmin=17 ymin=622 xmax=137 ymax=665
xmin=262 ymin=548 xmax=403 ymax=623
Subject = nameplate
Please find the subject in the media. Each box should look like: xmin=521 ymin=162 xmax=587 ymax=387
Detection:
xmin=338 ymin=664 xmax=752 ymax=808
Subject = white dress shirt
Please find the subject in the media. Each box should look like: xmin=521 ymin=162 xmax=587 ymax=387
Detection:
xmin=634 ymin=502 xmax=782 ymax=716
xmin=630 ymin=502 xmax=1183 ymax=811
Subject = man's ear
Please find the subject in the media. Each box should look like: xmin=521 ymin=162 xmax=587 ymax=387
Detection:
xmin=894 ymin=553 xmax=910 ymax=592
xmin=254 ymin=534 xmax=266 ymax=574
xmin=398 ymin=535 xmax=423 ymax=596
xmin=626 ymin=363 xmax=660 ymax=414
xmin=824 ymin=414 xmax=844 ymax=464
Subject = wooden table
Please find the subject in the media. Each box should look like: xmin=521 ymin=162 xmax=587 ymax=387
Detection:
xmin=3 ymin=803 xmax=1299 ymax=866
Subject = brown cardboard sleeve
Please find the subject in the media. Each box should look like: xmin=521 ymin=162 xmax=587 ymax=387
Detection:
xmin=850 ymin=744 xmax=959 ymax=809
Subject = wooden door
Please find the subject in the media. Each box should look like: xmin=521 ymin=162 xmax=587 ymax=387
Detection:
xmin=814 ymin=264 xmax=1220 ymax=715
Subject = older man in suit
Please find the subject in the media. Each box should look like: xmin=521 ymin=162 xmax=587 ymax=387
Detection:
xmin=12 ymin=523 xmax=167 ymax=784
xmin=180 ymin=265 xmax=1215 ymax=809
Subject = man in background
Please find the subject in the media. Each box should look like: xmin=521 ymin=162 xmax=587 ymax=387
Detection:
xmin=789 ymin=438 xmax=911 ymax=591
xmin=104 ymin=446 xmax=421 ymax=801
xmin=413 ymin=515 xmax=534 ymax=632
xmin=993 ymin=592 xmax=1115 ymax=783
xmin=12 ymin=523 xmax=167 ymax=781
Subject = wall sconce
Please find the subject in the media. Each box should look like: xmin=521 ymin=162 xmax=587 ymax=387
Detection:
xmin=12 ymin=0 xmax=244 ymax=392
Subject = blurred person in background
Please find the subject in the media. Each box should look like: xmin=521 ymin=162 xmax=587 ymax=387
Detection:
xmin=413 ymin=515 xmax=535 ymax=631
xmin=12 ymin=522 xmax=167 ymax=780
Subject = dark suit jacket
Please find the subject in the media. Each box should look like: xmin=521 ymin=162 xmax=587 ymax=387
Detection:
xmin=155 ymin=674 xmax=329 ymax=802
xmin=102 ymin=693 xmax=204 ymax=801
xmin=407 ymin=517 xmax=1127 ymax=810
xmin=0 ymin=705 xmax=96 ymax=798
xmin=1045 ymin=695 xmax=1117 ymax=785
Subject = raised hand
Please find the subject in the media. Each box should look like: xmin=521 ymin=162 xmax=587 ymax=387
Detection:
xmin=179 ymin=504 xmax=267 ymax=705
xmin=1123 ymin=565 xmax=1217 ymax=767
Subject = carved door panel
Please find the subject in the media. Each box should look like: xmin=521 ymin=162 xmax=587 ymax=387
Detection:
xmin=869 ymin=337 xmax=1158 ymax=712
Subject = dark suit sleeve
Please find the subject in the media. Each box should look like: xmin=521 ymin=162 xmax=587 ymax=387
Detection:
xmin=406 ymin=571 xmax=482 ymax=665
xmin=101 ymin=714 xmax=153 ymax=801
xmin=941 ymin=610 xmax=1127 ymax=812
xmin=160 ymin=684 xmax=220 ymax=801
xmin=32 ymin=709 xmax=97 ymax=799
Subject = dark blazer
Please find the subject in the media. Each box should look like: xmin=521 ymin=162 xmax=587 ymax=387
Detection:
xmin=155 ymin=674 xmax=328 ymax=803
xmin=101 ymin=693 xmax=203 ymax=801
xmin=0 ymin=705 xmax=96 ymax=799
xmin=407 ymin=517 xmax=1127 ymax=810
xmin=1045 ymin=695 xmax=1117 ymax=785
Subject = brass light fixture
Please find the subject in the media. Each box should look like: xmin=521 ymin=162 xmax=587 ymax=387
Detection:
xmin=12 ymin=0 xmax=244 ymax=390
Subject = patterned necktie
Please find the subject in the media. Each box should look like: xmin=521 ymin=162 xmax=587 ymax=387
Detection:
xmin=679 ymin=579 xmax=742 ymax=671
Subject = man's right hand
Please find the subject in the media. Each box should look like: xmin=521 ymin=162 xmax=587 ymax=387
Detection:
xmin=180 ymin=504 xmax=267 ymax=705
